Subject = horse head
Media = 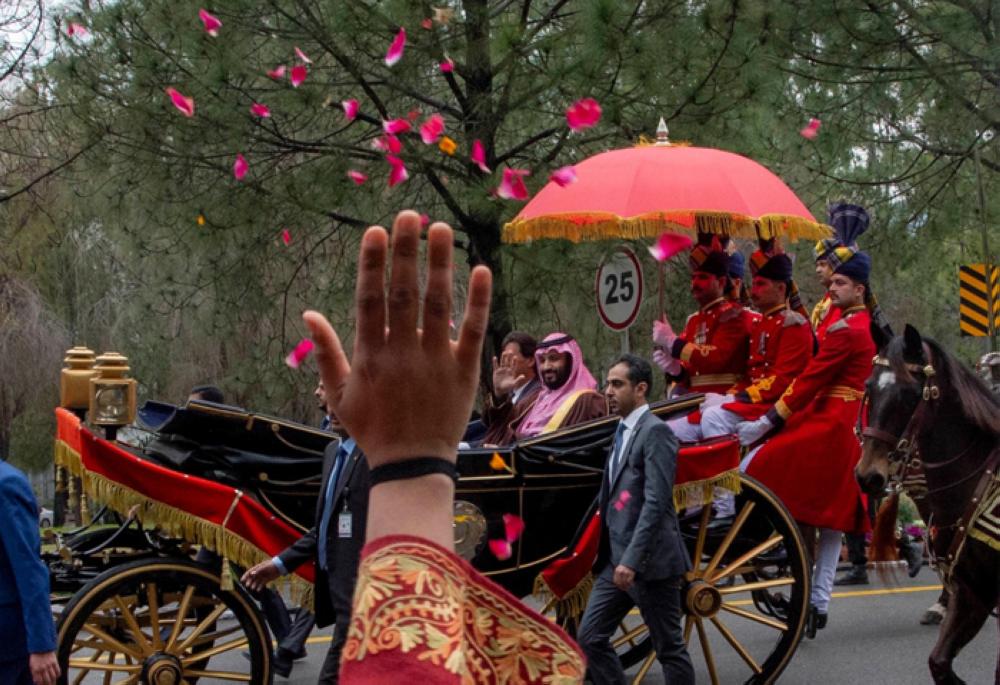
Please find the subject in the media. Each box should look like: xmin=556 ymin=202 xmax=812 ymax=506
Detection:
xmin=855 ymin=324 xmax=928 ymax=496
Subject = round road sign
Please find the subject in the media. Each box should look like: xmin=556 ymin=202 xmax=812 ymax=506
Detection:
xmin=596 ymin=247 xmax=643 ymax=331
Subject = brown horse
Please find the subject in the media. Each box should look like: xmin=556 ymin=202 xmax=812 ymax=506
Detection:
xmin=855 ymin=324 xmax=1000 ymax=685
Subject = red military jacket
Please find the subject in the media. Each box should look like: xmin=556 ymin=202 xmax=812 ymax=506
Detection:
xmin=811 ymin=292 xmax=842 ymax=343
xmin=670 ymin=297 xmax=754 ymax=394
xmin=721 ymin=304 xmax=813 ymax=420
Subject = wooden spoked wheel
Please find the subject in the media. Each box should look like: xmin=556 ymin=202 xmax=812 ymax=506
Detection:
xmin=57 ymin=559 xmax=271 ymax=685
xmin=609 ymin=475 xmax=810 ymax=684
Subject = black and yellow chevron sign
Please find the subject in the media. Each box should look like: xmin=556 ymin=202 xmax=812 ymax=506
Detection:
xmin=959 ymin=263 xmax=1000 ymax=337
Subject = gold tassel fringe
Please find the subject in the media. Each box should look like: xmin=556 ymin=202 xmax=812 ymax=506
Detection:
xmin=672 ymin=469 xmax=742 ymax=512
xmin=533 ymin=572 xmax=595 ymax=624
xmin=502 ymin=212 xmax=831 ymax=245
xmin=54 ymin=440 xmax=86 ymax=479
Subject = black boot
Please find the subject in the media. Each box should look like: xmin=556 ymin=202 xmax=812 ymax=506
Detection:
xmin=833 ymin=564 xmax=869 ymax=586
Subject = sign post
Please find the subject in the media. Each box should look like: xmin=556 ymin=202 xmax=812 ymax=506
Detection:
xmin=596 ymin=247 xmax=644 ymax=352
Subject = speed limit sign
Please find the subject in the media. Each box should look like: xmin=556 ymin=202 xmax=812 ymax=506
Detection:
xmin=596 ymin=247 xmax=644 ymax=331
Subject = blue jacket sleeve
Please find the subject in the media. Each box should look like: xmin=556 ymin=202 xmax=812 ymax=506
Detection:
xmin=0 ymin=467 xmax=57 ymax=654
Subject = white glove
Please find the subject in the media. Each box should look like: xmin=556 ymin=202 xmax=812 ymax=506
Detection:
xmin=653 ymin=349 xmax=682 ymax=375
xmin=736 ymin=416 xmax=774 ymax=446
xmin=652 ymin=319 xmax=677 ymax=350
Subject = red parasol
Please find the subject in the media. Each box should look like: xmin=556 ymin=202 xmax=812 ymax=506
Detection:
xmin=503 ymin=122 xmax=829 ymax=244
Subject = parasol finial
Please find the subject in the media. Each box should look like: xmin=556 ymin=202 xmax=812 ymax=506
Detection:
xmin=655 ymin=117 xmax=670 ymax=146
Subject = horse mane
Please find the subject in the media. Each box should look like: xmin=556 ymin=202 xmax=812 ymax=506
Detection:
xmin=886 ymin=335 xmax=1000 ymax=436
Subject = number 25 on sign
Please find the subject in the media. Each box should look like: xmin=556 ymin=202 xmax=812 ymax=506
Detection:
xmin=596 ymin=247 xmax=644 ymax=332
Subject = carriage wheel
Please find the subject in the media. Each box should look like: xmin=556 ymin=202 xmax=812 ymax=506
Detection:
xmin=609 ymin=475 xmax=810 ymax=684
xmin=57 ymin=558 xmax=272 ymax=684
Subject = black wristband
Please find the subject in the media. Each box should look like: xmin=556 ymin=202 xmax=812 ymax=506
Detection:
xmin=369 ymin=457 xmax=459 ymax=486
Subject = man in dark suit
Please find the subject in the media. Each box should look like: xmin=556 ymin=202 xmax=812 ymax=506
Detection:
xmin=0 ymin=459 xmax=60 ymax=685
xmin=242 ymin=416 xmax=369 ymax=683
xmin=577 ymin=353 xmax=694 ymax=685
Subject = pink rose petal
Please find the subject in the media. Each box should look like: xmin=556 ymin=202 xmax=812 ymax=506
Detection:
xmin=347 ymin=170 xmax=368 ymax=185
xmin=471 ymin=140 xmax=490 ymax=173
xmin=250 ymin=102 xmax=270 ymax=118
xmin=267 ymin=65 xmax=286 ymax=80
xmin=613 ymin=490 xmax=632 ymax=511
xmin=648 ymin=232 xmax=694 ymax=262
xmin=385 ymin=27 xmax=406 ymax=67
xmin=439 ymin=58 xmax=454 ymax=73
xmin=198 ymin=9 xmax=222 ymax=37
xmin=233 ymin=153 xmax=248 ymax=180
xmin=421 ymin=18 xmax=433 ymax=30
xmin=342 ymin=99 xmax=359 ymax=121
xmin=386 ymin=154 xmax=408 ymax=187
xmin=549 ymin=165 xmax=577 ymax=187
xmin=421 ymin=213 xmax=431 ymax=227
xmin=419 ymin=113 xmax=445 ymax=144
xmin=281 ymin=228 xmax=291 ymax=245
xmin=800 ymin=117 xmax=821 ymax=140
xmin=165 ymin=87 xmax=195 ymax=118
xmin=497 ymin=168 xmax=530 ymax=201
xmin=371 ymin=134 xmax=403 ymax=154
xmin=285 ymin=338 xmax=314 ymax=369
xmin=565 ymin=97 xmax=602 ymax=132
xmin=383 ymin=118 xmax=412 ymax=135
xmin=502 ymin=513 xmax=525 ymax=543
xmin=66 ymin=22 xmax=88 ymax=37
xmin=488 ymin=539 xmax=513 ymax=561
xmin=290 ymin=65 xmax=307 ymax=87
xmin=294 ymin=46 xmax=312 ymax=64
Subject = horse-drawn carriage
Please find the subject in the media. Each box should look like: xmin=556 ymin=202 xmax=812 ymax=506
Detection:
xmin=47 ymin=387 xmax=810 ymax=684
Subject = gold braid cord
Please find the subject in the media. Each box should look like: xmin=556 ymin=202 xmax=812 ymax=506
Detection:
xmin=343 ymin=538 xmax=585 ymax=684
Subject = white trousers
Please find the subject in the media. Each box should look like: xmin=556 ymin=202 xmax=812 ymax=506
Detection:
xmin=810 ymin=528 xmax=843 ymax=613
xmin=665 ymin=393 xmax=728 ymax=443
xmin=700 ymin=404 xmax=743 ymax=439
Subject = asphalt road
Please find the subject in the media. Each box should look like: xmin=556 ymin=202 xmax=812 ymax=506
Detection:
xmin=260 ymin=570 xmax=995 ymax=684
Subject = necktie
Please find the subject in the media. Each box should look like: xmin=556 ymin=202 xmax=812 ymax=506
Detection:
xmin=608 ymin=421 xmax=627 ymax=484
xmin=318 ymin=444 xmax=349 ymax=570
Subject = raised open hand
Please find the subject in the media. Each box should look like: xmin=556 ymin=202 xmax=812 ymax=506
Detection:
xmin=491 ymin=351 xmax=526 ymax=397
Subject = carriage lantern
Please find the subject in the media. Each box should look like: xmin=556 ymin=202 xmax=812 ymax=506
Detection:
xmin=59 ymin=347 xmax=97 ymax=417
xmin=88 ymin=352 xmax=137 ymax=431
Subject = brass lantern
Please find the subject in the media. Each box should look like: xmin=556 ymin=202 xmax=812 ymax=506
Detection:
xmin=60 ymin=347 xmax=97 ymax=411
xmin=88 ymin=352 xmax=137 ymax=426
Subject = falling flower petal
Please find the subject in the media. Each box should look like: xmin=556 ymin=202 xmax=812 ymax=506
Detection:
xmin=648 ymin=232 xmax=694 ymax=262
xmin=439 ymin=58 xmax=454 ymax=73
xmin=383 ymin=118 xmax=412 ymax=135
xmin=196 ymin=213 xmax=206 ymax=226
xmin=165 ymin=87 xmax=195 ymax=117
xmin=421 ymin=18 xmax=434 ymax=30
xmin=613 ymin=489 xmax=632 ymax=511
xmin=419 ymin=113 xmax=445 ymax=144
xmin=198 ymin=9 xmax=222 ymax=36
xmin=233 ymin=153 xmax=248 ymax=180
xmin=281 ymin=228 xmax=291 ymax=245
xmin=406 ymin=108 xmax=422 ymax=122
xmin=294 ymin=46 xmax=312 ymax=64
xmin=66 ymin=22 xmax=88 ymax=37
xmin=549 ymin=165 xmax=577 ymax=187
xmin=471 ymin=140 xmax=490 ymax=173
xmin=347 ymin=170 xmax=368 ymax=185
xmin=372 ymin=134 xmax=403 ymax=154
xmin=438 ymin=136 xmax=457 ymax=155
xmin=488 ymin=539 xmax=512 ymax=561
xmin=800 ymin=117 xmax=821 ymax=140
xmin=342 ymin=99 xmax=359 ymax=121
xmin=489 ymin=453 xmax=508 ymax=471
xmin=386 ymin=154 xmax=409 ymax=187
xmin=565 ymin=97 xmax=602 ymax=131
xmin=267 ymin=65 xmax=286 ymax=79
xmin=385 ymin=27 xmax=406 ymax=67
xmin=421 ymin=213 xmax=431 ymax=227
xmin=497 ymin=168 xmax=530 ymax=201
xmin=448 ymin=318 xmax=456 ymax=329
xmin=285 ymin=338 xmax=314 ymax=368
xmin=503 ymin=513 xmax=525 ymax=543
xmin=290 ymin=65 xmax=308 ymax=87
xmin=250 ymin=102 xmax=271 ymax=118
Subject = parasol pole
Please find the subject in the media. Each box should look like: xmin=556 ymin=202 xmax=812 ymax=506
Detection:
xmin=655 ymin=118 xmax=671 ymax=321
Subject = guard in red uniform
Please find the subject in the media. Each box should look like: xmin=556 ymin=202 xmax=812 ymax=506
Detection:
xmin=736 ymin=246 xmax=877 ymax=637
xmin=652 ymin=240 xmax=754 ymax=442
xmin=700 ymin=251 xmax=813 ymax=438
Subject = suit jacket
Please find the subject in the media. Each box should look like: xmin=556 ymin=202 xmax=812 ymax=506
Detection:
xmin=480 ymin=378 xmax=541 ymax=445
xmin=278 ymin=440 xmax=369 ymax=628
xmin=0 ymin=462 xmax=56 ymax=661
xmin=595 ymin=409 xmax=690 ymax=580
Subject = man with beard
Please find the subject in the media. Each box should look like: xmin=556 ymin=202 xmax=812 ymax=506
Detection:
xmin=515 ymin=333 xmax=607 ymax=438
xmin=480 ymin=331 xmax=542 ymax=445
xmin=653 ymin=238 xmax=755 ymax=442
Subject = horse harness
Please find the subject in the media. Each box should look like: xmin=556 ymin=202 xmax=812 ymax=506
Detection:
xmin=859 ymin=348 xmax=1000 ymax=583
